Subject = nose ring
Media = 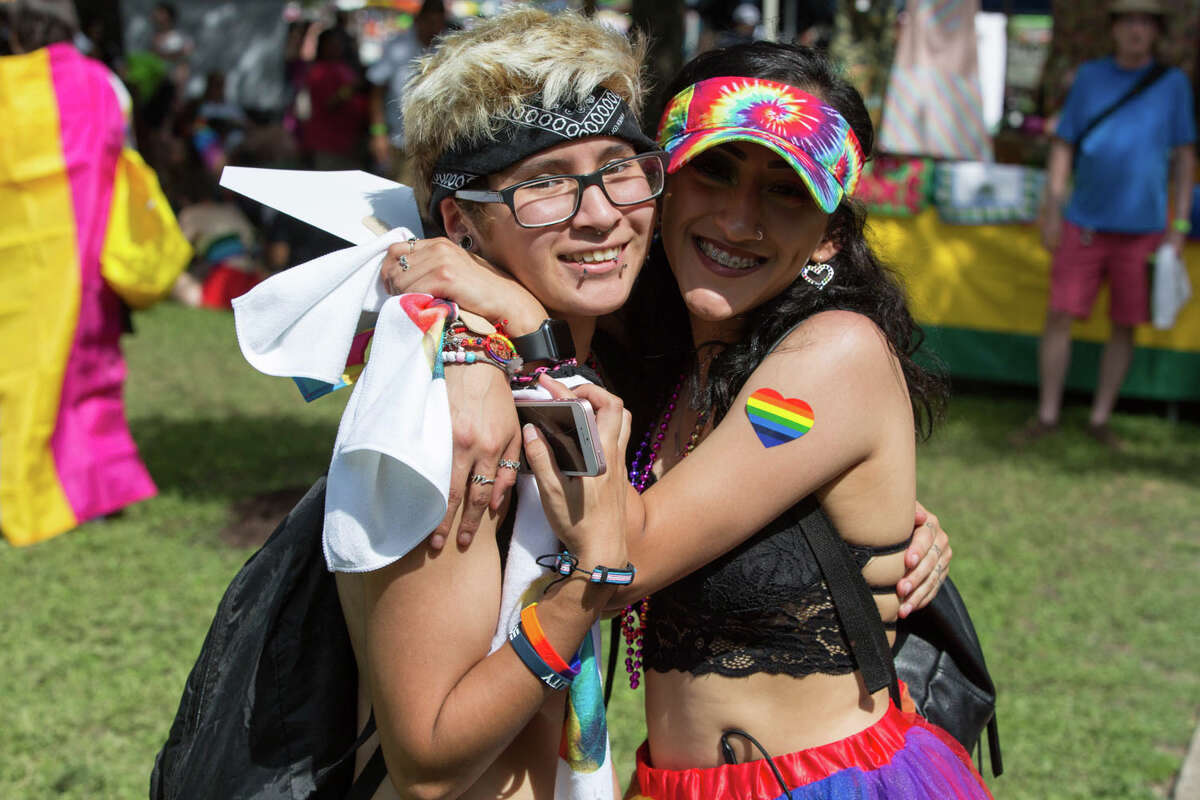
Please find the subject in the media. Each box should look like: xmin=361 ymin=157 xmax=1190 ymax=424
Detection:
xmin=755 ymin=226 xmax=764 ymax=241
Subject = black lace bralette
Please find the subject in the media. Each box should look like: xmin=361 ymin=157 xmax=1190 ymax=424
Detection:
xmin=642 ymin=496 xmax=910 ymax=679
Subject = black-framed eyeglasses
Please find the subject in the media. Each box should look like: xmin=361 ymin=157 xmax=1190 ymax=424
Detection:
xmin=454 ymin=151 xmax=668 ymax=228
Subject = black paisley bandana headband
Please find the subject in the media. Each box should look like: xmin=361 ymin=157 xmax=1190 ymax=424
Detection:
xmin=429 ymin=86 xmax=659 ymax=219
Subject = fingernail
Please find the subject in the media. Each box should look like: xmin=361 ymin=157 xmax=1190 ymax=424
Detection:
xmin=900 ymin=603 xmax=912 ymax=617
xmin=899 ymin=581 xmax=910 ymax=595
xmin=523 ymin=423 xmax=538 ymax=443
xmin=430 ymin=534 xmax=445 ymax=549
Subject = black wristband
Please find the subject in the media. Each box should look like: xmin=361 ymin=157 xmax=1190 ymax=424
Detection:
xmin=508 ymin=623 xmax=570 ymax=690
xmin=509 ymin=318 xmax=575 ymax=362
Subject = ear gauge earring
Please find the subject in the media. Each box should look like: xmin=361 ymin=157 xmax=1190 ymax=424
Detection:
xmin=458 ymin=234 xmax=475 ymax=251
xmin=801 ymin=261 xmax=834 ymax=290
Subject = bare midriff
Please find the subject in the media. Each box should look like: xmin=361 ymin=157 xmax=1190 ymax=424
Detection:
xmin=643 ymin=656 xmax=896 ymax=771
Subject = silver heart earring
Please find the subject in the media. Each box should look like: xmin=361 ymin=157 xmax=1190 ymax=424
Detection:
xmin=801 ymin=261 xmax=834 ymax=290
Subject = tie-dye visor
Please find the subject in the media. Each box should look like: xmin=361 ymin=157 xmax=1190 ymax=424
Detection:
xmin=656 ymin=76 xmax=864 ymax=214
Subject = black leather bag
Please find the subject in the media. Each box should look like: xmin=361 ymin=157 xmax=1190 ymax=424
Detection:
xmin=894 ymin=579 xmax=1002 ymax=776
xmin=795 ymin=504 xmax=1003 ymax=778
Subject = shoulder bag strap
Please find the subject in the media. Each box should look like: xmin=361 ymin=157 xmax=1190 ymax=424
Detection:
xmin=344 ymin=714 xmax=387 ymax=800
xmin=346 ymin=746 xmax=387 ymax=800
xmin=1073 ymin=63 xmax=1169 ymax=153
xmin=604 ymin=615 xmax=620 ymax=707
xmin=794 ymin=504 xmax=901 ymax=706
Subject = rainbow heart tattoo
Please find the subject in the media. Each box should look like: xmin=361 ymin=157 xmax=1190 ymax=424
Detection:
xmin=745 ymin=388 xmax=814 ymax=447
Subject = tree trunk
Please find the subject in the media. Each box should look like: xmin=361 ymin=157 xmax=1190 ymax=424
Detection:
xmin=630 ymin=0 xmax=685 ymax=129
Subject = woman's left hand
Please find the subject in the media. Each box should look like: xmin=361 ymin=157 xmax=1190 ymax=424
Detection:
xmin=522 ymin=376 xmax=632 ymax=568
xmin=896 ymin=500 xmax=951 ymax=618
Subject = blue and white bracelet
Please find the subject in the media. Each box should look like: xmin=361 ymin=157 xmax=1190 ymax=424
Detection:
xmin=536 ymin=550 xmax=636 ymax=586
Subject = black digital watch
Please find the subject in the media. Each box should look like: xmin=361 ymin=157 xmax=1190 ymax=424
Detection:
xmin=509 ymin=318 xmax=575 ymax=363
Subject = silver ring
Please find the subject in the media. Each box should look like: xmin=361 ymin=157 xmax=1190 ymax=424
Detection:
xmin=470 ymin=474 xmax=495 ymax=486
xmin=408 ymin=238 xmax=417 ymax=254
xmin=498 ymin=459 xmax=521 ymax=471
xmin=399 ymin=254 xmax=410 ymax=272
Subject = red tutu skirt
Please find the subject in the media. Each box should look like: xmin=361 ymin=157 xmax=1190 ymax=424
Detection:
xmin=628 ymin=702 xmax=994 ymax=800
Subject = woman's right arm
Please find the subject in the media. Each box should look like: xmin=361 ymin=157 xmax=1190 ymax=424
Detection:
xmin=380 ymin=237 xmax=564 ymax=550
xmin=358 ymin=384 xmax=630 ymax=800
xmin=362 ymin=535 xmax=604 ymax=799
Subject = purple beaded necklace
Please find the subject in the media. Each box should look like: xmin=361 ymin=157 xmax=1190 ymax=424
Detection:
xmin=621 ymin=372 xmax=709 ymax=689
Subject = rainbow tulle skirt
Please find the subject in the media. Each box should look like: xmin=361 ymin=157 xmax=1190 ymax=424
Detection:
xmin=628 ymin=702 xmax=994 ymax=800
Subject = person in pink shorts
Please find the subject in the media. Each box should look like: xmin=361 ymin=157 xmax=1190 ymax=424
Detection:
xmin=1049 ymin=222 xmax=1160 ymax=328
xmin=1015 ymin=0 xmax=1195 ymax=449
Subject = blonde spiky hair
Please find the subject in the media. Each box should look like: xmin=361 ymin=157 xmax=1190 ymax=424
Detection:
xmin=403 ymin=7 xmax=647 ymax=221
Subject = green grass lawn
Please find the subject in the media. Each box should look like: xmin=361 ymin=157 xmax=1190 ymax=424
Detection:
xmin=2 ymin=303 xmax=1197 ymax=799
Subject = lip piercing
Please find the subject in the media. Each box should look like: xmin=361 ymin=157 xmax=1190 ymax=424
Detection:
xmin=582 ymin=268 xmax=590 ymax=277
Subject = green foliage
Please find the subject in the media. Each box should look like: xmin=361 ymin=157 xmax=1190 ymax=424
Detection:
xmin=1 ymin=304 xmax=1197 ymax=798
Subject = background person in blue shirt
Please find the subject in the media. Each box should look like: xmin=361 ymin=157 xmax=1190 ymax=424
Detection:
xmin=1014 ymin=0 xmax=1195 ymax=449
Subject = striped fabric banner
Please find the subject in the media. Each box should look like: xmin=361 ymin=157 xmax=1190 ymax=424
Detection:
xmin=879 ymin=0 xmax=993 ymax=161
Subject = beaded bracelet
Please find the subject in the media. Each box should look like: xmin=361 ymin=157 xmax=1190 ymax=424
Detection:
xmin=536 ymin=550 xmax=636 ymax=586
xmin=520 ymin=603 xmax=581 ymax=678
xmin=438 ymin=349 xmax=507 ymax=372
xmin=508 ymin=621 xmax=571 ymax=690
xmin=441 ymin=328 xmax=524 ymax=376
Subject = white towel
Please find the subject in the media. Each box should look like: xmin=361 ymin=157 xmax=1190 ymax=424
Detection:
xmin=231 ymin=231 xmax=613 ymax=800
xmin=232 ymin=229 xmax=410 ymax=383
xmin=231 ymin=228 xmax=453 ymax=569
xmin=323 ymin=298 xmax=452 ymax=571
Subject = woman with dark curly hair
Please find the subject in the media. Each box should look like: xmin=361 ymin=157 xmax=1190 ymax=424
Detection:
xmin=602 ymin=43 xmax=990 ymax=799
xmin=385 ymin=37 xmax=987 ymax=797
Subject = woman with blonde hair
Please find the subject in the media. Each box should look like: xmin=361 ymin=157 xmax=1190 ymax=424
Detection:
xmin=334 ymin=10 xmax=651 ymax=799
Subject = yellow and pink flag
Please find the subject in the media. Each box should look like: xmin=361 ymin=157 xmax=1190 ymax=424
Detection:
xmin=0 ymin=43 xmax=188 ymax=546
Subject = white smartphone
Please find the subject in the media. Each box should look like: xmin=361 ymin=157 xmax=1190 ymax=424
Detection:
xmin=515 ymin=398 xmax=606 ymax=477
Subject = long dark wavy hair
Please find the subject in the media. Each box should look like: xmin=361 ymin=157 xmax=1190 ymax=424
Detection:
xmin=603 ymin=42 xmax=946 ymax=441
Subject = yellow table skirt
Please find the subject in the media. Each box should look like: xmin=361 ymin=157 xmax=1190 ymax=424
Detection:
xmin=867 ymin=210 xmax=1200 ymax=400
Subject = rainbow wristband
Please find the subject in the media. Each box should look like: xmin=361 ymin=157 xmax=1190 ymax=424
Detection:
xmin=520 ymin=604 xmax=581 ymax=678
xmin=508 ymin=623 xmax=571 ymax=690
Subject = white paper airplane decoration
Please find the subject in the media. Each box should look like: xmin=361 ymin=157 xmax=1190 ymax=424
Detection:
xmin=219 ymin=167 xmax=425 ymax=244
